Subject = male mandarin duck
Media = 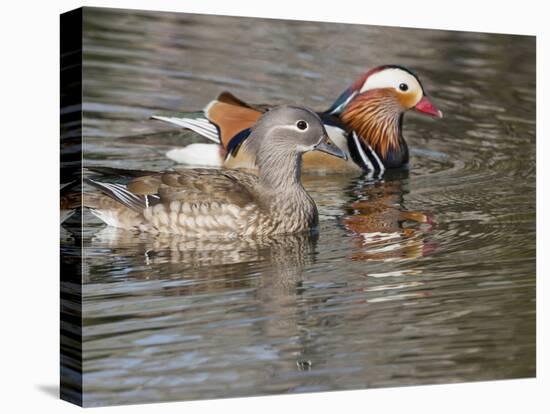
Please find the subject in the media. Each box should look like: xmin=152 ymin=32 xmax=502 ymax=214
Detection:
xmin=85 ymin=106 xmax=347 ymax=237
xmin=153 ymin=65 xmax=442 ymax=174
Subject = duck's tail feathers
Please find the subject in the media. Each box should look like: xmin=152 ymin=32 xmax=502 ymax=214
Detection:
xmin=85 ymin=178 xmax=158 ymax=212
xmin=166 ymin=143 xmax=224 ymax=166
xmin=151 ymin=112 xmax=221 ymax=144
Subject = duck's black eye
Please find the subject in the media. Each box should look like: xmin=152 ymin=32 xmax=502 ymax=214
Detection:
xmin=399 ymin=83 xmax=409 ymax=92
xmin=296 ymin=120 xmax=308 ymax=130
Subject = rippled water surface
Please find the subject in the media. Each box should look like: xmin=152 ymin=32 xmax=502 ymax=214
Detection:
xmin=69 ymin=7 xmax=535 ymax=407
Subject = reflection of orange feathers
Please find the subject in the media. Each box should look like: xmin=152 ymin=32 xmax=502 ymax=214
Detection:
xmin=344 ymin=200 xmax=430 ymax=233
xmin=343 ymin=181 xmax=434 ymax=261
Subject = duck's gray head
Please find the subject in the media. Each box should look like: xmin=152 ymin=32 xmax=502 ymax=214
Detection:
xmin=245 ymin=105 xmax=347 ymax=162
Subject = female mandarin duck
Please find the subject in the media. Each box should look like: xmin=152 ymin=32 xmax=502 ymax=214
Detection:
xmin=153 ymin=65 xmax=442 ymax=174
xmin=85 ymin=106 xmax=347 ymax=237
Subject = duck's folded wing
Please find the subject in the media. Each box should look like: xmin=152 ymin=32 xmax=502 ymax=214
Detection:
xmin=86 ymin=167 xmax=257 ymax=207
xmin=150 ymin=169 xmax=257 ymax=208
xmin=86 ymin=177 xmax=161 ymax=212
xmin=84 ymin=168 xmax=163 ymax=212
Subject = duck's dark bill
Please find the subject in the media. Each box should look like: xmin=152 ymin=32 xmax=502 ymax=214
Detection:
xmin=314 ymin=139 xmax=348 ymax=160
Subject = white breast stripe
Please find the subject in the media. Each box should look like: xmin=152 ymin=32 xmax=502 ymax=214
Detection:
xmin=367 ymin=143 xmax=385 ymax=173
xmin=325 ymin=125 xmax=349 ymax=150
xmin=352 ymin=132 xmax=374 ymax=172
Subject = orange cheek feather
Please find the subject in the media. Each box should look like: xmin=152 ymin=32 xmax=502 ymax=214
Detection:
xmin=397 ymin=91 xmax=421 ymax=109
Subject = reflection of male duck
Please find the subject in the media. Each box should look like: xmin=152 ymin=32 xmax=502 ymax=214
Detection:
xmin=343 ymin=173 xmax=435 ymax=261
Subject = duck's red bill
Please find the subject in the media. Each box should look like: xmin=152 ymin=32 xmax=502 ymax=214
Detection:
xmin=414 ymin=96 xmax=443 ymax=118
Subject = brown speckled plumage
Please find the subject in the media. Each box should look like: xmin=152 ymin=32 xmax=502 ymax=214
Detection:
xmin=85 ymin=106 xmax=346 ymax=237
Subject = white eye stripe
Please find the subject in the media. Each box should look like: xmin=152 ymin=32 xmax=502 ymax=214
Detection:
xmin=267 ymin=124 xmax=312 ymax=135
xmin=267 ymin=123 xmax=312 ymax=133
xmin=360 ymin=68 xmax=420 ymax=94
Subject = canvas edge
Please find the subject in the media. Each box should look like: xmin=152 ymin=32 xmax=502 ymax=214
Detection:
xmin=60 ymin=6 xmax=84 ymax=408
